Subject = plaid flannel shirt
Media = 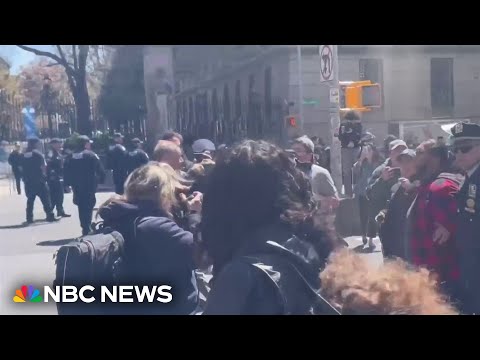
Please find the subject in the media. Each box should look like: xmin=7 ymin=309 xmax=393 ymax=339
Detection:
xmin=409 ymin=174 xmax=460 ymax=283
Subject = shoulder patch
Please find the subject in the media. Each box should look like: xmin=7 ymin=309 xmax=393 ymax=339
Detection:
xmin=72 ymin=153 xmax=84 ymax=160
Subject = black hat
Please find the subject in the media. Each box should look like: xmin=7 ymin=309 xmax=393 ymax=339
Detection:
xmin=131 ymin=138 xmax=143 ymax=144
xmin=49 ymin=138 xmax=62 ymax=144
xmin=27 ymin=137 xmax=40 ymax=145
xmin=451 ymin=122 xmax=480 ymax=142
xmin=192 ymin=139 xmax=216 ymax=154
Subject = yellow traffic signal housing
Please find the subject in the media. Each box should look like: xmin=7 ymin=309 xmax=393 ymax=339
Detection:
xmin=339 ymin=81 xmax=382 ymax=112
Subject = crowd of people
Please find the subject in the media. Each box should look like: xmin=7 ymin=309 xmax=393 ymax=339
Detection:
xmin=6 ymin=110 xmax=480 ymax=315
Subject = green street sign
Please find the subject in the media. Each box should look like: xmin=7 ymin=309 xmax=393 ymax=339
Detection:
xmin=303 ymin=98 xmax=320 ymax=106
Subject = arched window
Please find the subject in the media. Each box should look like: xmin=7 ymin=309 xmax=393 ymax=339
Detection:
xmin=223 ymin=84 xmax=231 ymax=143
xmin=211 ymin=89 xmax=219 ymax=141
xmin=264 ymin=66 xmax=272 ymax=128
xmin=234 ymin=80 xmax=242 ymax=139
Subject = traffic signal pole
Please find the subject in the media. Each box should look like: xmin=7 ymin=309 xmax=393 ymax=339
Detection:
xmin=327 ymin=45 xmax=343 ymax=194
xmin=297 ymin=45 xmax=304 ymax=133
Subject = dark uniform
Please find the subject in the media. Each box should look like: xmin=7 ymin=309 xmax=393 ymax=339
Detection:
xmin=46 ymin=139 xmax=69 ymax=217
xmin=107 ymin=139 xmax=128 ymax=195
xmin=451 ymin=122 xmax=480 ymax=314
xmin=8 ymin=146 xmax=22 ymax=195
xmin=126 ymin=138 xmax=149 ymax=175
xmin=64 ymin=136 xmax=105 ymax=236
xmin=21 ymin=139 xmax=55 ymax=223
xmin=338 ymin=119 xmax=363 ymax=198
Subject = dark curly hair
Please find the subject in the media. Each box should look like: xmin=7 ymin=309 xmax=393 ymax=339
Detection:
xmin=202 ymin=140 xmax=334 ymax=275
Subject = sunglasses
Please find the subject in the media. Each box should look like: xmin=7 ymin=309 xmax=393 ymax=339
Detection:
xmin=453 ymin=145 xmax=474 ymax=154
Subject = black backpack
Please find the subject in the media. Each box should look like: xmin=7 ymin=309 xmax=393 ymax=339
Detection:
xmin=241 ymin=240 xmax=341 ymax=315
xmin=53 ymin=223 xmax=125 ymax=315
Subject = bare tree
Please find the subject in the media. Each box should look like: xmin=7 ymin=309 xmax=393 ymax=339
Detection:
xmin=16 ymin=45 xmax=92 ymax=135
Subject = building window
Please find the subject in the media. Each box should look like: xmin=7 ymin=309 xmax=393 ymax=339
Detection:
xmin=431 ymin=58 xmax=454 ymax=117
xmin=223 ymin=84 xmax=231 ymax=143
xmin=359 ymin=59 xmax=383 ymax=83
xmin=264 ymin=67 xmax=272 ymax=127
xmin=359 ymin=59 xmax=384 ymax=108
xmin=234 ymin=80 xmax=242 ymax=138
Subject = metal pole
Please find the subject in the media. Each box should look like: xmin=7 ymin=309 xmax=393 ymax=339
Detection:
xmin=297 ymin=45 xmax=304 ymax=132
xmin=328 ymin=45 xmax=343 ymax=194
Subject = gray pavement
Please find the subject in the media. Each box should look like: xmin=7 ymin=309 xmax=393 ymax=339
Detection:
xmin=0 ymin=190 xmax=383 ymax=315
xmin=0 ymin=191 xmax=112 ymax=315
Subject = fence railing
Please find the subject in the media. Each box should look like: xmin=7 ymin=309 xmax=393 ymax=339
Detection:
xmin=0 ymin=90 xmax=147 ymax=142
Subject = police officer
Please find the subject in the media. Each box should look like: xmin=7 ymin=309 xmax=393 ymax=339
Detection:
xmin=8 ymin=142 xmax=23 ymax=195
xmin=336 ymin=110 xmax=363 ymax=198
xmin=64 ymin=135 xmax=105 ymax=236
xmin=450 ymin=122 xmax=480 ymax=314
xmin=126 ymin=138 xmax=149 ymax=175
xmin=46 ymin=138 xmax=71 ymax=218
xmin=21 ymin=138 xmax=56 ymax=223
xmin=106 ymin=133 xmax=127 ymax=195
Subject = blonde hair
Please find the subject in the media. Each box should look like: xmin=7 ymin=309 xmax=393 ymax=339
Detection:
xmin=121 ymin=162 xmax=183 ymax=217
xmin=319 ymin=249 xmax=458 ymax=315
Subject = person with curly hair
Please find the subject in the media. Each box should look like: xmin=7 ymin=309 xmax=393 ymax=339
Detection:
xmin=201 ymin=140 xmax=337 ymax=315
xmin=319 ymin=249 xmax=458 ymax=315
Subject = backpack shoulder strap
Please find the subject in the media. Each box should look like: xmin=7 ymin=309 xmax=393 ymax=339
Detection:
xmin=241 ymin=253 xmax=341 ymax=315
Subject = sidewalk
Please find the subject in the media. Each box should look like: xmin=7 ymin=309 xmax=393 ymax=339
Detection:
xmin=0 ymin=176 xmax=16 ymax=198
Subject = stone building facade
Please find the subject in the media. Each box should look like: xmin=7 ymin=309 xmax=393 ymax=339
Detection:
xmin=143 ymin=45 xmax=480 ymax=146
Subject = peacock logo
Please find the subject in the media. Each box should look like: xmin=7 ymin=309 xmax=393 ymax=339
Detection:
xmin=13 ymin=285 xmax=43 ymax=303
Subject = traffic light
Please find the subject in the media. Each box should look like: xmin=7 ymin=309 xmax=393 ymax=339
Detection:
xmin=285 ymin=115 xmax=298 ymax=127
xmin=339 ymin=81 xmax=382 ymax=111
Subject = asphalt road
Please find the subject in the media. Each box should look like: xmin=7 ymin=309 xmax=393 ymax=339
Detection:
xmin=0 ymin=191 xmax=383 ymax=315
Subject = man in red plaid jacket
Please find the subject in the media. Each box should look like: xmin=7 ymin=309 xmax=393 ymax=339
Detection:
xmin=406 ymin=140 xmax=464 ymax=299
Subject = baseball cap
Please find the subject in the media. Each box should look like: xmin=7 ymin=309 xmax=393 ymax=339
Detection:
xmin=192 ymin=139 xmax=216 ymax=154
xmin=398 ymin=149 xmax=416 ymax=160
xmin=294 ymin=135 xmax=315 ymax=153
xmin=389 ymin=139 xmax=407 ymax=151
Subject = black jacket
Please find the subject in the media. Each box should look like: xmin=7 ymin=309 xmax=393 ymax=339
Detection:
xmin=203 ymin=224 xmax=336 ymax=315
xmin=379 ymin=185 xmax=417 ymax=260
xmin=8 ymin=150 xmax=22 ymax=173
xmin=366 ymin=159 xmax=399 ymax=218
xmin=98 ymin=200 xmax=200 ymax=315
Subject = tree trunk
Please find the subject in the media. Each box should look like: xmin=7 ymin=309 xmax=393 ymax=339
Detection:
xmin=74 ymin=84 xmax=91 ymax=135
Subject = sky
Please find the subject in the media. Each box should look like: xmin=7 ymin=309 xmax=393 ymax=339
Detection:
xmin=0 ymin=45 xmax=54 ymax=74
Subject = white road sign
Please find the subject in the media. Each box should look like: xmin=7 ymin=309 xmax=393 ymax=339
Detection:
xmin=320 ymin=45 xmax=334 ymax=82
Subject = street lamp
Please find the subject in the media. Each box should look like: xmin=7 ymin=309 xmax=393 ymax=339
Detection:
xmin=42 ymin=74 xmax=53 ymax=137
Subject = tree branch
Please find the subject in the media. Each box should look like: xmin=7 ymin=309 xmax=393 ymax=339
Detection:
xmin=72 ymin=45 xmax=78 ymax=71
xmin=56 ymin=46 xmax=73 ymax=70
xmin=17 ymin=45 xmax=66 ymax=66
xmin=78 ymin=45 xmax=89 ymax=77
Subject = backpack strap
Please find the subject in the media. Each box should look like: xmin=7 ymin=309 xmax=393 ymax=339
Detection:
xmin=242 ymin=253 xmax=341 ymax=315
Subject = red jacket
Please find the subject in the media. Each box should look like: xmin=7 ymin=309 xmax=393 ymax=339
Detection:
xmin=409 ymin=173 xmax=463 ymax=284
